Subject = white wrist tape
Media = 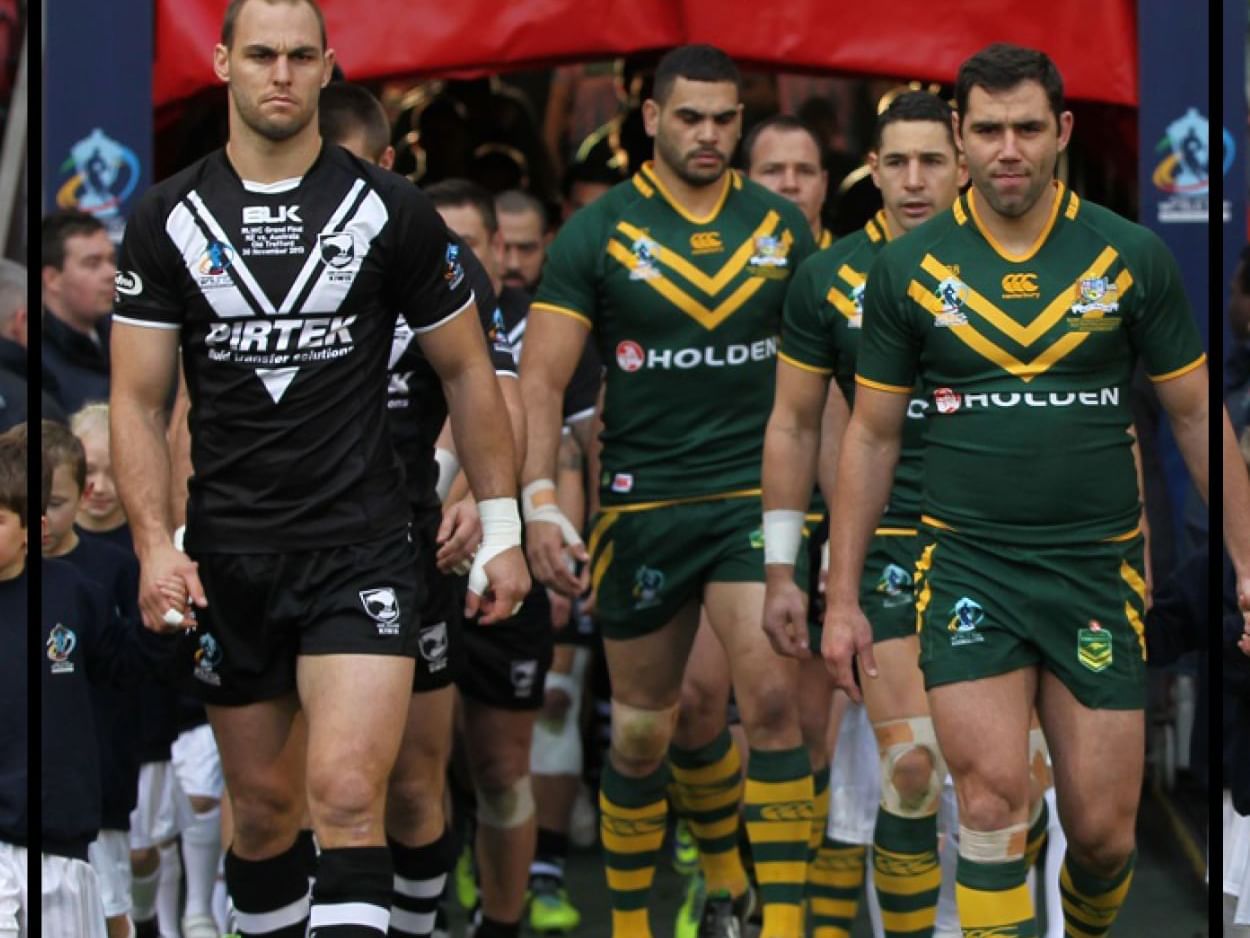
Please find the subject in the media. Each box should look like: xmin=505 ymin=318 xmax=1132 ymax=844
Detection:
xmin=763 ymin=510 xmax=805 ymax=565
xmin=173 ymin=526 xmax=186 ymax=552
xmin=468 ymin=498 xmax=522 ymax=598
xmin=433 ymin=448 xmax=460 ymax=503
xmin=521 ymin=479 xmax=583 ymax=547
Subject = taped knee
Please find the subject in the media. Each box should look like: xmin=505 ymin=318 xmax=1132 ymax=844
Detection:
xmin=876 ymin=717 xmax=946 ymax=818
xmin=958 ymin=822 xmax=1028 ymax=863
xmin=610 ymin=700 xmax=679 ymax=767
xmin=475 ymin=776 xmax=535 ymax=829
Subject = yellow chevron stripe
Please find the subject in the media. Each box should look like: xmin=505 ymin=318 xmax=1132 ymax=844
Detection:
xmin=875 ymin=527 xmax=918 ymax=537
xmin=587 ymin=511 xmax=619 ymax=559
xmin=615 ymin=210 xmax=780 ymax=295
xmin=606 ymin=239 xmax=770 ymax=330
xmin=837 ymin=264 xmax=867 ymax=289
xmin=632 ymin=173 xmax=655 ymax=198
xmin=1120 ymin=560 xmax=1147 ymax=605
xmin=1125 ymin=601 xmax=1147 ymax=661
xmin=827 ymin=286 xmax=860 ymax=322
xmin=920 ymin=246 xmax=1118 ymax=348
xmin=592 ymin=542 xmax=615 ymax=595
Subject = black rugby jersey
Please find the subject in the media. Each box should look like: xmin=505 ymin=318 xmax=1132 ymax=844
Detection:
xmin=114 ymin=144 xmax=474 ymax=552
xmin=388 ymin=232 xmax=517 ymax=514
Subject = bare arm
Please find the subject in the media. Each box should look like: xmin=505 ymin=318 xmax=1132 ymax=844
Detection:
xmin=1153 ymin=365 xmax=1208 ymax=507
xmin=110 ymin=322 xmax=205 ymax=631
xmin=167 ymin=360 xmax=192 ymax=530
xmin=519 ymin=309 xmax=593 ymax=594
xmin=816 ymin=381 xmax=851 ymax=510
xmin=762 ymin=361 xmax=829 ymax=516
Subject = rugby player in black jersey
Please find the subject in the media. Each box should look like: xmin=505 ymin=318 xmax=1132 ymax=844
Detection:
xmin=108 ymin=3 xmax=529 ymax=937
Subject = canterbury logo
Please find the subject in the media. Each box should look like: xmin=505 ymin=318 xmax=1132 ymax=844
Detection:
xmin=690 ymin=231 xmax=725 ymax=253
xmin=812 ymin=853 xmax=864 ymax=872
xmin=759 ymin=800 xmax=815 ymax=821
xmin=963 ymin=929 xmax=1020 ymax=938
xmin=874 ymin=854 xmax=938 ymax=876
xmin=601 ymin=816 xmax=666 ymax=837
xmin=1001 ymin=273 xmax=1039 ymax=296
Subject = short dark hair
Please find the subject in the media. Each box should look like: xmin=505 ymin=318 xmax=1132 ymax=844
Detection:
xmin=652 ymin=44 xmax=741 ymax=105
xmin=741 ymin=115 xmax=824 ymax=172
xmin=0 ymin=424 xmax=27 ymax=524
xmin=955 ymin=43 xmax=1065 ymax=129
xmin=221 ymin=0 xmax=327 ymax=51
xmin=562 ymin=159 xmax=626 ymax=197
xmin=41 ymin=420 xmax=87 ymax=497
xmin=495 ymin=189 xmax=548 ymax=230
xmin=41 ymin=210 xmax=107 ymax=271
xmin=872 ymin=91 xmax=957 ymax=153
xmin=424 ymin=178 xmax=498 ymax=234
xmin=320 ymin=82 xmax=390 ymax=162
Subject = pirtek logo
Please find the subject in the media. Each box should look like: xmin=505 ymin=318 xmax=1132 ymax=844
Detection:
xmin=243 ymin=205 xmax=302 ymax=225
xmin=205 ymin=316 xmax=357 ymax=353
xmin=689 ymin=231 xmax=724 ymax=254
xmin=1001 ymin=272 xmax=1039 ymax=298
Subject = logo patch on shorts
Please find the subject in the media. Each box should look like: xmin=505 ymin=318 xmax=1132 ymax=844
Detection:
xmin=419 ymin=621 xmax=449 ymax=672
xmin=510 ymin=659 xmax=538 ymax=696
xmin=193 ymin=633 xmax=223 ymax=686
xmin=1077 ymin=620 xmax=1112 ymax=672
xmin=632 ymin=566 xmax=665 ymax=609
xmin=875 ymin=563 xmax=914 ymax=607
xmin=47 ymin=624 xmax=77 ymax=674
xmin=748 ymin=527 xmax=765 ymax=550
xmin=947 ymin=597 xmax=986 ymax=645
xmin=359 ymin=588 xmax=401 ymax=636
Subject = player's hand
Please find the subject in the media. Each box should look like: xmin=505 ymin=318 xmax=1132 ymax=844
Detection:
xmin=821 ymin=598 xmax=876 ymax=703
xmin=436 ymin=497 xmax=481 ymax=574
xmin=522 ymin=480 xmax=589 ymax=596
xmin=549 ymin=588 xmax=572 ymax=631
xmin=762 ymin=567 xmax=809 ymax=658
xmin=138 ymin=541 xmax=207 ymax=634
xmin=466 ymin=545 xmax=532 ymax=625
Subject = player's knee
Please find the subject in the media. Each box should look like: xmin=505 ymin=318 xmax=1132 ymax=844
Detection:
xmin=957 ymin=776 xmax=1028 ymax=831
xmin=610 ymin=700 xmax=678 ymax=774
xmin=737 ymin=680 xmax=798 ymax=743
xmin=230 ymin=783 xmax=303 ymax=849
xmin=1065 ymin=812 xmax=1136 ymax=877
xmin=306 ymin=766 xmax=384 ymax=833
xmin=475 ymin=776 xmax=536 ymax=830
xmin=384 ymin=771 xmax=441 ymax=830
xmin=878 ymin=718 xmax=945 ymax=818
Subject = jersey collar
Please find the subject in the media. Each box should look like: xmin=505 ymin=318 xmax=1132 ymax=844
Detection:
xmin=961 ymin=179 xmax=1067 ymax=263
xmin=637 ymin=161 xmax=736 ymax=225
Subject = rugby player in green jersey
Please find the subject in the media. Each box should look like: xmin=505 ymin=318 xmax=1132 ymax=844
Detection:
xmin=744 ymin=115 xmax=833 ymax=248
xmin=762 ymin=91 xmax=966 ymax=938
xmin=518 ymin=44 xmax=817 ymax=938
xmin=823 ymin=45 xmax=1210 ymax=938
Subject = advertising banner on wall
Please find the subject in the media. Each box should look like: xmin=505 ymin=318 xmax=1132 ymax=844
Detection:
xmin=44 ymin=0 xmax=152 ymax=241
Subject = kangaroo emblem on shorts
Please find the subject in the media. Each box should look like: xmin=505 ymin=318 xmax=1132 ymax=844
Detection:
xmin=632 ymin=566 xmax=665 ymax=609
xmin=419 ymin=622 xmax=448 ymax=672
xmin=359 ymin=588 xmax=401 ymax=635
xmin=948 ymin=597 xmax=986 ymax=646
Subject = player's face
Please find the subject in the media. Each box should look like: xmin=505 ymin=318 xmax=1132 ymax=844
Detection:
xmin=78 ymin=429 xmax=125 ymax=528
xmin=748 ymin=127 xmax=827 ymax=235
xmin=958 ymin=81 xmax=1072 ymax=219
xmin=0 ymin=507 xmax=25 ymax=581
xmin=45 ymin=231 xmax=116 ymax=320
xmin=497 ymin=210 xmax=546 ymax=293
xmin=437 ymin=204 xmax=502 ymax=287
xmin=41 ymin=465 xmax=80 ymax=557
xmin=216 ymin=0 xmax=334 ymax=143
xmin=646 ymin=78 xmax=741 ymax=188
xmin=869 ymin=120 xmax=964 ymax=234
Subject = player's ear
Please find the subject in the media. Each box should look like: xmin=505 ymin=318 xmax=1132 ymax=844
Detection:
xmin=322 ymin=48 xmax=337 ymax=88
xmin=642 ymin=98 xmax=661 ymax=138
xmin=951 ymin=112 xmax=964 ymax=153
xmin=956 ymin=153 xmax=969 ymax=189
xmin=867 ymin=151 xmax=881 ymax=188
xmin=213 ymin=44 xmax=230 ymax=84
xmin=379 ymin=146 xmax=396 ymax=171
xmin=1056 ymin=110 xmax=1074 ymax=154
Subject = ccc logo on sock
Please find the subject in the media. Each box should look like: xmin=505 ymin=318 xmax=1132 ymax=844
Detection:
xmin=874 ymin=853 xmax=939 ymax=876
xmin=602 ymin=816 xmax=667 ymax=837
xmin=759 ymin=800 xmax=815 ymax=822
xmin=962 ymin=929 xmax=1022 ymax=938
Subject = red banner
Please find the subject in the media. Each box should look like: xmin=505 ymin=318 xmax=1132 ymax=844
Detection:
xmin=155 ymin=0 xmax=1137 ymax=109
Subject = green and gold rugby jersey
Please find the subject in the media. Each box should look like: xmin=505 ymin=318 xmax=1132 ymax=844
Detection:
xmin=856 ymin=181 xmax=1206 ymax=545
xmin=533 ymin=161 xmax=816 ymax=507
xmin=780 ymin=210 xmax=923 ymax=529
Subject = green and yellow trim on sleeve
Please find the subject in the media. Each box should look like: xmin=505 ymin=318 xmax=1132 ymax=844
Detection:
xmin=529 ymin=301 xmax=593 ymax=329
xmin=855 ymin=374 xmax=911 ymax=394
xmin=1147 ymin=352 xmax=1206 ymax=383
xmin=778 ymin=351 xmax=833 ymax=375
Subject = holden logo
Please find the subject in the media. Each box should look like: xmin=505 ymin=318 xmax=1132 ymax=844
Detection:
xmin=616 ymin=340 xmax=644 ymax=373
xmin=934 ymin=387 xmax=962 ymax=414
